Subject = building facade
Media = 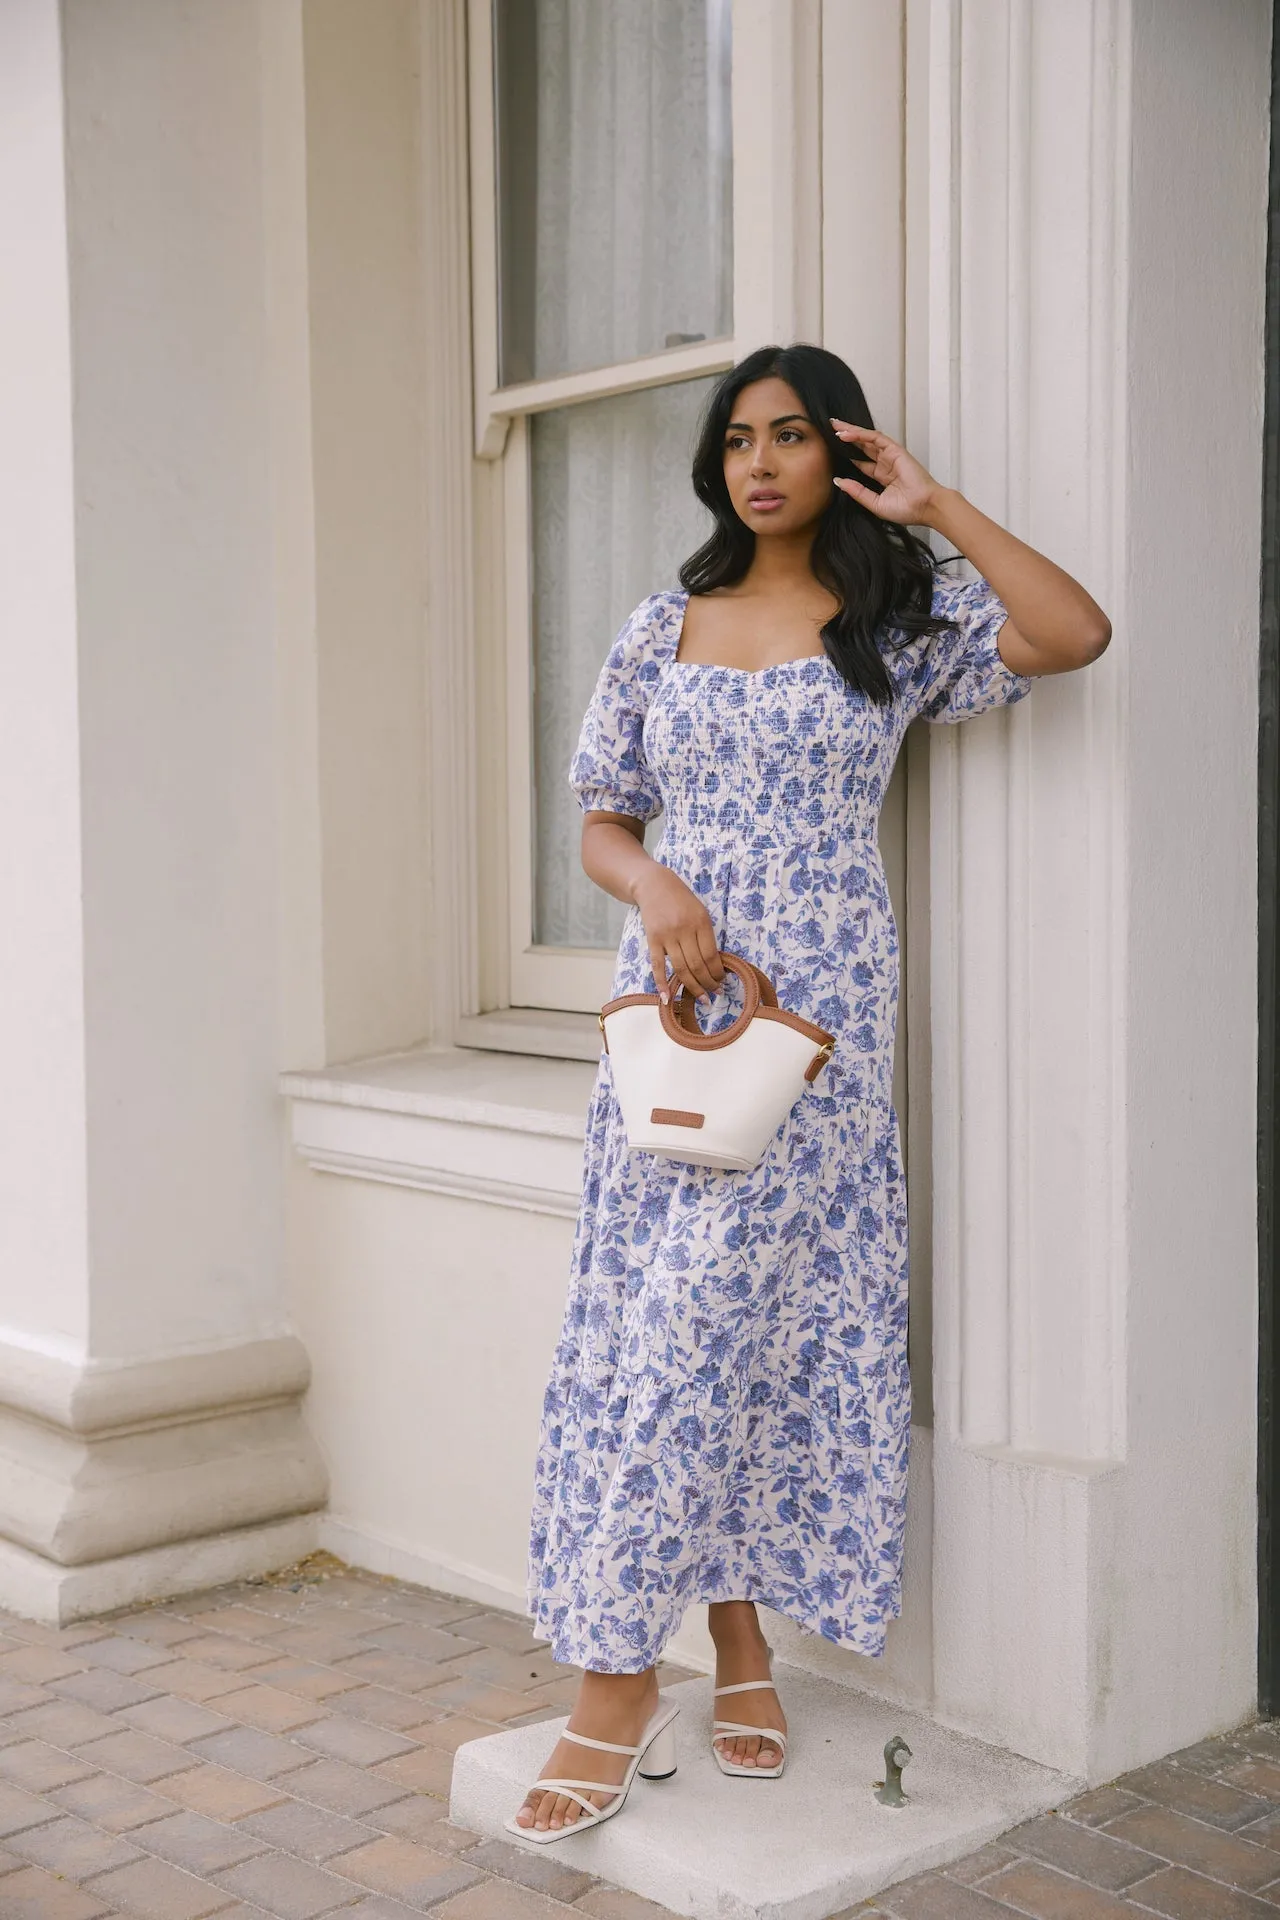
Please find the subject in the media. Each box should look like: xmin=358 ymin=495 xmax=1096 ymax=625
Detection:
xmin=0 ymin=0 xmax=1269 ymax=1806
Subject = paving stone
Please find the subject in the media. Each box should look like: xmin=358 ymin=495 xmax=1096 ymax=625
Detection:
xmin=1241 ymin=1808 xmax=1280 ymax=1852
xmin=0 ymin=1642 xmax=90 ymax=1683
xmin=368 ymin=1800 xmax=466 ymax=1846
xmin=367 ymin=1595 xmax=483 ymax=1632
xmin=79 ymin=1633 xmax=181 ymax=1674
xmin=51 ymin=1771 xmax=180 ymax=1832
xmin=118 ymin=1695 xmax=236 ymax=1745
xmin=51 ymin=1665 xmax=165 ymax=1712
xmin=179 ymin=1636 xmax=282 ymax=1673
xmin=214 ymin=1849 xmax=366 ymax=1916
xmin=292 ymin=1718 xmax=419 ymax=1768
xmin=433 ymin=1879 xmax=582 ymax=1920
xmin=354 ymin=1625 xmax=483 ymax=1666
xmin=0 ymin=1675 xmax=57 ymax=1714
xmin=573 ymin=1891 xmax=679 ymax=1920
xmin=274 ymin=1608 xmax=398 ymax=1639
xmin=210 ymin=1686 xmax=329 ymax=1735
xmin=0 ymin=1620 xmax=110 ymax=1651
xmin=325 ymin=1834 xmax=482 ymax=1907
xmin=186 ymin=1727 xmax=319 ymax=1782
xmin=370 ymin=1747 xmax=455 ymax=1798
xmin=415 ymin=1682 xmax=539 ymax=1725
xmin=1167 ymin=1736 xmax=1259 ymax=1776
xmin=5 ymin=1697 xmax=122 ymax=1747
xmin=407 ymin=1717 xmax=497 ymax=1756
xmin=1064 ymin=1783 xmax=1153 ymax=1827
xmin=261 ymin=1629 xmax=378 ymax=1667
xmin=1103 ymin=1802 xmax=1280 ymax=1889
xmin=335 ymin=1651 xmax=455 ymax=1696
xmin=7 ymin=1811 xmax=144 ymax=1879
xmin=186 ymin=1610 xmax=292 ymax=1642
xmin=1117 ymin=1863 xmax=1280 ymax=1917
xmin=285 ymin=1759 xmax=413 ymax=1817
xmin=152 ymin=1765 xmax=291 ymax=1823
xmin=1225 ymin=1757 xmax=1280 ymax=1800
xmin=237 ymin=1799 xmax=380 ymax=1863
xmin=345 ymin=1901 xmax=455 ymax=1920
xmin=152 ymin=1661 xmax=254 ymax=1704
xmin=0 ymin=1736 xmax=97 ymax=1791
xmin=433 ymin=1650 xmax=570 ymax=1695
xmin=942 ymin=1842 xmax=1021 ymax=1885
xmin=872 ymin=1871 xmax=1026 ymax=1919
xmin=443 ymin=1616 xmax=545 ymax=1657
xmin=0 ymin=1863 xmax=115 ymax=1917
xmin=994 ymin=1809 xmax=1163 ymax=1891
xmin=72 ymin=1728 xmax=202 ymax=1783
xmin=461 ymin=1835 xmax=596 ymax=1902
xmin=132 ymin=1809 xmax=271 ymax=1875
xmin=86 ymin=1851 xmax=240 ymax=1917
xmin=976 ymin=1858 xmax=1142 ymax=1916
xmin=328 ymin=1687 xmax=448 ymax=1732
xmin=247 ymin=1663 xmax=365 ymax=1703
xmin=1120 ymin=1761 xmax=1272 ymax=1831
xmin=111 ymin=1612 xmax=207 ymax=1648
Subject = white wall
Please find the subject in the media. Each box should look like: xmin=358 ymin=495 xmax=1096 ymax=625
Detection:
xmin=1100 ymin=0 xmax=1268 ymax=1767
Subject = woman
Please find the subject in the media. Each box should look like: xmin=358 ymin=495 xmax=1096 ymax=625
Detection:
xmin=511 ymin=343 xmax=1110 ymax=1840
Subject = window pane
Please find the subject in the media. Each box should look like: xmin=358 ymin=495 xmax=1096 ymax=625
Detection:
xmin=531 ymin=379 xmax=715 ymax=951
xmin=494 ymin=0 xmax=732 ymax=384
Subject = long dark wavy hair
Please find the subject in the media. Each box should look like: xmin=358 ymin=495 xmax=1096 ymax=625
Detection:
xmin=679 ymin=343 xmax=957 ymax=703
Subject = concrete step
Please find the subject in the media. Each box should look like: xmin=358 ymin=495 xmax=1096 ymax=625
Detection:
xmin=449 ymin=1664 xmax=1082 ymax=1920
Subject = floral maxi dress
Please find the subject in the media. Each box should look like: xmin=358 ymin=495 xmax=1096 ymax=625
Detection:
xmin=526 ymin=574 xmax=1033 ymax=1673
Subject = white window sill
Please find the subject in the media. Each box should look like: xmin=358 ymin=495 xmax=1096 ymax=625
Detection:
xmin=454 ymin=1007 xmax=601 ymax=1063
xmin=280 ymin=1045 xmax=597 ymax=1217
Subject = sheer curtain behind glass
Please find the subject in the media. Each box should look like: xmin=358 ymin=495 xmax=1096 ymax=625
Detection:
xmin=495 ymin=0 xmax=733 ymax=382
xmin=533 ymin=381 xmax=715 ymax=950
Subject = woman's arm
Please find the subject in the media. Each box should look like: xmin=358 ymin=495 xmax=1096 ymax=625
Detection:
xmin=830 ymin=420 xmax=1111 ymax=676
xmin=582 ymin=812 xmax=725 ymax=1002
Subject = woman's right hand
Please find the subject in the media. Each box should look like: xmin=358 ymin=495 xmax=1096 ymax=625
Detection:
xmin=632 ymin=864 xmax=725 ymax=1004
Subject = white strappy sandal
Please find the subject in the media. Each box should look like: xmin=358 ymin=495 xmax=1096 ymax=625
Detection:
xmin=712 ymin=1649 xmax=787 ymax=1778
xmin=504 ymin=1698 xmax=680 ymax=1845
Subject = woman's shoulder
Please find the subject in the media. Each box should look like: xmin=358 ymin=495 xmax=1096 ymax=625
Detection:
xmin=604 ymin=588 xmax=689 ymax=678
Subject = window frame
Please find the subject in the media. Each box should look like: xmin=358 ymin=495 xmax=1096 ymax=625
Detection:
xmin=467 ymin=0 xmax=822 ymax=1014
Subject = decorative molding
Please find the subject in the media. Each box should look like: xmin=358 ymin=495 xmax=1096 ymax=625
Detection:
xmin=422 ymin=0 xmax=481 ymax=1037
xmin=0 ymin=1514 xmax=320 ymax=1628
xmin=916 ymin=0 xmax=1128 ymax=1468
xmin=0 ymin=1332 xmax=326 ymax=1580
xmin=282 ymin=1045 xmax=593 ymax=1217
xmin=0 ymin=1332 xmax=312 ymax=1437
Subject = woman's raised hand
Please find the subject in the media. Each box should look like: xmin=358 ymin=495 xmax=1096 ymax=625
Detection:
xmin=829 ymin=419 xmax=942 ymax=528
xmin=631 ymin=865 xmax=725 ymax=1005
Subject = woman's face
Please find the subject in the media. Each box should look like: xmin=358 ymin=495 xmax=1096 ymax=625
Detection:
xmin=721 ymin=376 xmax=834 ymax=538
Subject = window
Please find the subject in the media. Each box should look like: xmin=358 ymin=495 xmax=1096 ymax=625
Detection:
xmin=469 ymin=0 xmax=819 ymax=1013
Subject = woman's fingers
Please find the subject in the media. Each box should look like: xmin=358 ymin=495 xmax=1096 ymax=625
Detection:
xmin=694 ymin=921 xmax=726 ymax=992
xmin=671 ymin=934 xmax=721 ymax=1000
xmin=647 ymin=937 xmax=673 ymax=1003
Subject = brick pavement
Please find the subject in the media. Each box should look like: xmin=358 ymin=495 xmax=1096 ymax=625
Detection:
xmin=0 ymin=1557 xmax=1274 ymax=1919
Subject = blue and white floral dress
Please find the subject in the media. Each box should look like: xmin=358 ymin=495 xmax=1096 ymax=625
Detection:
xmin=527 ymin=572 xmax=1033 ymax=1673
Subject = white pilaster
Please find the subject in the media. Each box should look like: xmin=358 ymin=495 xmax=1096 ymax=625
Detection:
xmin=914 ymin=0 xmax=1266 ymax=1779
xmin=0 ymin=0 xmax=324 ymax=1622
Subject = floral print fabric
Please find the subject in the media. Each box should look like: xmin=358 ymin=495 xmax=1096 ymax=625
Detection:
xmin=527 ymin=572 xmax=1033 ymax=1671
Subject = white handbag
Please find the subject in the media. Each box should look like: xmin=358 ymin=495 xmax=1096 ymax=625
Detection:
xmin=599 ymin=951 xmax=835 ymax=1171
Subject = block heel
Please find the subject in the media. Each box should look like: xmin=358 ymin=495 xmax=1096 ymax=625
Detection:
xmin=636 ymin=1718 xmax=678 ymax=1779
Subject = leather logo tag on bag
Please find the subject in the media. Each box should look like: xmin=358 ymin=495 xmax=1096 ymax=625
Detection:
xmin=650 ymin=1108 xmax=705 ymax=1129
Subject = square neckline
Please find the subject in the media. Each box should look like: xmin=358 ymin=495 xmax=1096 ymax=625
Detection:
xmin=667 ymin=586 xmax=835 ymax=677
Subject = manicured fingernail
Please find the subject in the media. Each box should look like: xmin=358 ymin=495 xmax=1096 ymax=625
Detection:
xmin=660 ymin=990 xmax=669 ymax=1004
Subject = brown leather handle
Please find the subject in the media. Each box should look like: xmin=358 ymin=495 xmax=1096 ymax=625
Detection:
xmin=660 ymin=951 xmax=762 ymax=1051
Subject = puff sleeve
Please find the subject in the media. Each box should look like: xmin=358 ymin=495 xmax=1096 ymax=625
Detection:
xmin=567 ymin=595 xmax=667 ymax=820
xmin=906 ymin=571 xmax=1035 ymax=724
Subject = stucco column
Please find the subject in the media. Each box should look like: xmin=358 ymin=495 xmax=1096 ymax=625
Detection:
xmin=917 ymin=0 xmax=1266 ymax=1781
xmin=0 ymin=0 xmax=324 ymax=1623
